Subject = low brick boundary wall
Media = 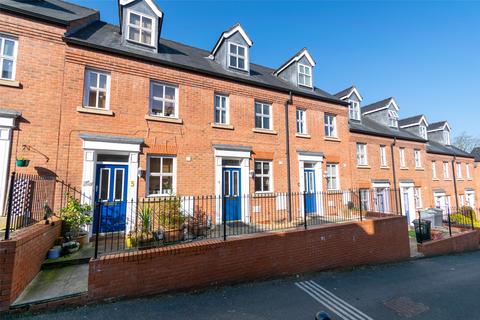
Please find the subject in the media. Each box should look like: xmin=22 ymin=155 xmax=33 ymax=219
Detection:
xmin=0 ymin=218 xmax=61 ymax=311
xmin=89 ymin=215 xmax=409 ymax=302
xmin=418 ymin=230 xmax=480 ymax=257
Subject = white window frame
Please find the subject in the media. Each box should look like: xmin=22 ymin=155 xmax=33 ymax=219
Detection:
xmin=149 ymin=81 xmax=179 ymax=118
xmin=83 ymin=69 xmax=111 ymax=110
xmin=214 ymin=93 xmax=229 ymax=124
xmin=419 ymin=125 xmax=428 ymax=139
xmin=324 ymin=113 xmax=337 ymax=138
xmin=388 ymin=110 xmax=399 ymax=128
xmin=414 ymin=187 xmax=423 ymax=209
xmin=466 ymin=163 xmax=471 ymax=179
xmin=457 ymin=163 xmax=463 ymax=179
xmin=254 ymin=160 xmax=272 ymax=193
xmin=297 ymin=63 xmax=312 ymax=87
xmin=349 ymin=100 xmax=360 ymax=121
xmin=326 ymin=163 xmax=340 ymax=191
xmin=356 ymin=143 xmax=368 ymax=166
xmin=380 ymin=145 xmax=387 ymax=167
xmin=443 ymin=161 xmax=450 ymax=179
xmin=126 ymin=10 xmax=156 ymax=47
xmin=0 ymin=34 xmax=18 ymax=81
xmin=296 ymin=108 xmax=307 ymax=134
xmin=254 ymin=102 xmax=272 ymax=130
xmin=147 ymin=156 xmax=176 ymax=196
xmin=414 ymin=149 xmax=422 ymax=168
xmin=399 ymin=148 xmax=406 ymax=168
xmin=228 ymin=42 xmax=248 ymax=71
xmin=444 ymin=131 xmax=451 ymax=145
xmin=432 ymin=161 xmax=437 ymax=179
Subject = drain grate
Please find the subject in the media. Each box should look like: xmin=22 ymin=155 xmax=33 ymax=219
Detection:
xmin=384 ymin=297 xmax=429 ymax=318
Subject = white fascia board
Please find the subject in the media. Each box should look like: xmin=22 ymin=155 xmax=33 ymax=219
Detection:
xmin=83 ymin=140 xmax=141 ymax=153
xmin=362 ymin=106 xmax=389 ymax=115
xmin=428 ymin=122 xmax=451 ymax=133
xmin=362 ymin=98 xmax=399 ymax=116
xmin=211 ymin=24 xmax=253 ymax=56
xmin=274 ymin=49 xmax=316 ymax=76
xmin=120 ymin=0 xmax=163 ymax=18
xmin=388 ymin=98 xmax=399 ymax=111
xmin=399 ymin=116 xmax=429 ymax=129
xmin=341 ymin=87 xmax=363 ymax=102
xmin=297 ymin=152 xmax=323 ymax=163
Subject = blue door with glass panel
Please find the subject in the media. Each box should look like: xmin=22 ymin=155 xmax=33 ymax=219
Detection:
xmin=304 ymin=169 xmax=316 ymax=214
xmin=93 ymin=164 xmax=128 ymax=233
xmin=223 ymin=168 xmax=241 ymax=221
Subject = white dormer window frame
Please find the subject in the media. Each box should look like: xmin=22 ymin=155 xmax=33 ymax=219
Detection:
xmin=443 ymin=130 xmax=451 ymax=145
xmin=228 ymin=42 xmax=248 ymax=71
xmin=349 ymin=100 xmax=361 ymax=121
xmin=419 ymin=125 xmax=428 ymax=139
xmin=126 ymin=10 xmax=156 ymax=47
xmin=388 ymin=110 xmax=399 ymax=128
xmin=297 ymin=63 xmax=312 ymax=88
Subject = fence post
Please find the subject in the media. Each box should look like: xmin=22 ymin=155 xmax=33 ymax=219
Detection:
xmin=303 ymin=192 xmax=307 ymax=230
xmin=470 ymin=208 xmax=475 ymax=231
xmin=94 ymin=202 xmax=101 ymax=259
xmin=358 ymin=189 xmax=363 ymax=221
xmin=447 ymin=210 xmax=452 ymax=237
xmin=222 ymin=196 xmax=227 ymax=241
xmin=4 ymin=172 xmax=16 ymax=240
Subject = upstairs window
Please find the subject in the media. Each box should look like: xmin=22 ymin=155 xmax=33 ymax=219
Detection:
xmin=466 ymin=164 xmax=471 ymax=179
xmin=399 ymin=148 xmax=406 ymax=168
xmin=228 ymin=43 xmax=247 ymax=70
xmin=83 ymin=69 xmax=110 ymax=109
xmin=150 ymin=81 xmax=178 ymax=118
xmin=443 ymin=131 xmax=451 ymax=145
xmin=0 ymin=35 xmax=17 ymax=81
xmin=388 ymin=110 xmax=399 ymax=128
xmin=356 ymin=143 xmax=368 ymax=166
xmin=419 ymin=125 xmax=428 ymax=139
xmin=254 ymin=102 xmax=272 ymax=130
xmin=214 ymin=94 xmax=229 ymax=124
xmin=349 ymin=100 xmax=360 ymax=121
xmin=432 ymin=161 xmax=437 ymax=179
xmin=379 ymin=145 xmax=387 ymax=167
xmin=324 ymin=113 xmax=337 ymax=138
xmin=298 ymin=64 xmax=312 ymax=87
xmin=296 ymin=108 xmax=306 ymax=134
xmin=457 ymin=163 xmax=463 ymax=179
xmin=443 ymin=161 xmax=450 ymax=179
xmin=127 ymin=11 xmax=154 ymax=46
xmin=414 ymin=149 xmax=422 ymax=168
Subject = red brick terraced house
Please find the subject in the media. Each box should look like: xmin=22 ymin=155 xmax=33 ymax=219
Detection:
xmin=0 ymin=0 xmax=477 ymax=230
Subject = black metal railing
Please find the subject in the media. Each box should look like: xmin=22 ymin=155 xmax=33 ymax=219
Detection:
xmin=92 ymin=189 xmax=401 ymax=257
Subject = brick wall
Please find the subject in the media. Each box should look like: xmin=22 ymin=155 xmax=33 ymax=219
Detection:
xmin=0 ymin=218 xmax=62 ymax=311
xmin=417 ymin=230 xmax=480 ymax=257
xmin=88 ymin=215 xmax=409 ymax=302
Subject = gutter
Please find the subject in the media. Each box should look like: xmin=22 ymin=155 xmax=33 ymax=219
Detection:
xmin=451 ymin=156 xmax=460 ymax=210
xmin=284 ymin=92 xmax=293 ymax=221
xmin=349 ymin=127 xmax=427 ymax=143
xmin=390 ymin=137 xmax=400 ymax=214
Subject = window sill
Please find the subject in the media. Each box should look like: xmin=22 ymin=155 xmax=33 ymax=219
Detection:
xmin=357 ymin=165 xmax=371 ymax=169
xmin=211 ymin=123 xmax=234 ymax=130
xmin=400 ymin=167 xmax=409 ymax=170
xmin=0 ymin=79 xmax=21 ymax=88
xmin=415 ymin=167 xmax=425 ymax=171
xmin=77 ymin=106 xmax=114 ymax=116
xmin=145 ymin=115 xmax=183 ymax=124
xmin=126 ymin=38 xmax=156 ymax=49
xmin=295 ymin=133 xmax=311 ymax=139
xmin=433 ymin=178 xmax=440 ymax=181
xmin=324 ymin=137 xmax=340 ymax=142
xmin=380 ymin=166 xmax=390 ymax=170
xmin=444 ymin=179 xmax=453 ymax=181
xmin=252 ymin=128 xmax=277 ymax=135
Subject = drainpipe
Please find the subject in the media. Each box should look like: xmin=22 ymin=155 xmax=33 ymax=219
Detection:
xmin=284 ymin=92 xmax=293 ymax=221
xmin=451 ymin=155 xmax=460 ymax=211
xmin=390 ymin=137 xmax=400 ymax=214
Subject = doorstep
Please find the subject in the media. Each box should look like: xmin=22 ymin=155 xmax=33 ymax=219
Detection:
xmin=42 ymin=243 xmax=94 ymax=269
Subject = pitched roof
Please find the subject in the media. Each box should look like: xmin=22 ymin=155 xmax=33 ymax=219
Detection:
xmin=273 ymin=48 xmax=316 ymax=75
xmin=334 ymin=85 xmax=363 ymax=101
xmin=398 ymin=114 xmax=428 ymax=128
xmin=211 ymin=23 xmax=253 ymax=56
xmin=427 ymin=121 xmax=450 ymax=132
xmin=426 ymin=141 xmax=473 ymax=158
xmin=0 ymin=0 xmax=98 ymax=26
xmin=361 ymin=97 xmax=397 ymax=114
xmin=119 ymin=0 xmax=162 ymax=18
xmin=349 ymin=116 xmax=427 ymax=143
xmin=65 ymin=21 xmax=345 ymax=105
xmin=471 ymin=147 xmax=480 ymax=161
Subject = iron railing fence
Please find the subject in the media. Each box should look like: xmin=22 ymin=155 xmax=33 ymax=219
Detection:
xmin=421 ymin=205 xmax=477 ymax=237
xmin=92 ymin=188 xmax=402 ymax=257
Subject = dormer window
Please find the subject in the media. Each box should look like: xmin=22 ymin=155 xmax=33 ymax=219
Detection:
xmin=419 ymin=125 xmax=428 ymax=139
xmin=127 ymin=10 xmax=155 ymax=46
xmin=388 ymin=110 xmax=399 ymax=128
xmin=228 ymin=43 xmax=247 ymax=71
xmin=349 ymin=100 xmax=361 ymax=121
xmin=298 ymin=64 xmax=312 ymax=87
xmin=444 ymin=131 xmax=451 ymax=145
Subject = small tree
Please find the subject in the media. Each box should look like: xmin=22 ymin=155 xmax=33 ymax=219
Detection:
xmin=60 ymin=196 xmax=92 ymax=238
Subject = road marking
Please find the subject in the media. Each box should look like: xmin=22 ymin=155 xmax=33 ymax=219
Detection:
xmin=295 ymin=280 xmax=374 ymax=320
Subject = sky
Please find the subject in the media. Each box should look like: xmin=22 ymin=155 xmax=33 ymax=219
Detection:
xmin=69 ymin=0 xmax=480 ymax=138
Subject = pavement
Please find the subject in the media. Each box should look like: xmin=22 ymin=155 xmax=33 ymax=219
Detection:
xmin=7 ymin=250 xmax=480 ymax=319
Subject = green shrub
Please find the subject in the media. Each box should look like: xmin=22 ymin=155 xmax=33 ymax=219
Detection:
xmin=60 ymin=196 xmax=92 ymax=238
xmin=449 ymin=213 xmax=480 ymax=228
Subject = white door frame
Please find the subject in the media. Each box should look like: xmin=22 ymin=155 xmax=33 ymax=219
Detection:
xmin=0 ymin=113 xmax=19 ymax=215
xmin=298 ymin=151 xmax=324 ymax=216
xmin=399 ymin=182 xmax=415 ymax=224
xmin=372 ymin=181 xmax=391 ymax=213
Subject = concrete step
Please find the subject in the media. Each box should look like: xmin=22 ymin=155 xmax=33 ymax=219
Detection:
xmin=42 ymin=243 xmax=94 ymax=270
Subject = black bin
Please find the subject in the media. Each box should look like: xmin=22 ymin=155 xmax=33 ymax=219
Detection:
xmin=413 ymin=219 xmax=431 ymax=243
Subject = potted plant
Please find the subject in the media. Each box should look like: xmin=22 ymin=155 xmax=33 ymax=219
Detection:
xmin=187 ymin=210 xmax=210 ymax=238
xmin=60 ymin=196 xmax=92 ymax=248
xmin=158 ymin=197 xmax=185 ymax=243
xmin=16 ymin=157 xmax=30 ymax=167
xmin=136 ymin=205 xmax=156 ymax=249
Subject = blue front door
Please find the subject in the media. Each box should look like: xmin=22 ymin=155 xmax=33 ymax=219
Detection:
xmin=223 ymin=167 xmax=241 ymax=221
xmin=304 ymin=169 xmax=316 ymax=214
xmin=94 ymin=164 xmax=128 ymax=233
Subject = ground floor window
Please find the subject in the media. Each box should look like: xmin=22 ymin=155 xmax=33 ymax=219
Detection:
xmin=147 ymin=156 xmax=175 ymax=196
xmin=360 ymin=189 xmax=370 ymax=210
xmin=326 ymin=163 xmax=339 ymax=190
xmin=254 ymin=160 xmax=272 ymax=192
xmin=414 ymin=187 xmax=422 ymax=209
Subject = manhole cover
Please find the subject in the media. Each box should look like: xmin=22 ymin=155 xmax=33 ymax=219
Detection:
xmin=384 ymin=297 xmax=429 ymax=318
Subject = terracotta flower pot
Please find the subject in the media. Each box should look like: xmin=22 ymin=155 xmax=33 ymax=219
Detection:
xmin=163 ymin=228 xmax=184 ymax=243
xmin=75 ymin=233 xmax=89 ymax=248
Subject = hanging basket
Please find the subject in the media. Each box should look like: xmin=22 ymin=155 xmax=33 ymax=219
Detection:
xmin=16 ymin=159 xmax=30 ymax=167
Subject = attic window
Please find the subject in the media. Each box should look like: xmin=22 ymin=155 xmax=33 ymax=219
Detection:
xmin=228 ymin=43 xmax=247 ymax=70
xmin=298 ymin=64 xmax=312 ymax=87
xmin=127 ymin=11 xmax=154 ymax=46
xmin=349 ymin=100 xmax=361 ymax=121
xmin=419 ymin=125 xmax=428 ymax=139
xmin=388 ymin=110 xmax=399 ymax=128
xmin=443 ymin=130 xmax=451 ymax=145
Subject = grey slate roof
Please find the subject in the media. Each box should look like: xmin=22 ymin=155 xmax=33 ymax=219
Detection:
xmin=426 ymin=141 xmax=473 ymax=158
xmin=274 ymin=47 xmax=311 ymax=75
xmin=349 ymin=117 xmax=427 ymax=142
xmin=65 ymin=21 xmax=345 ymax=105
xmin=398 ymin=115 xmax=425 ymax=127
xmin=0 ymin=108 xmax=21 ymax=118
xmin=79 ymin=133 xmax=144 ymax=144
xmin=361 ymin=97 xmax=393 ymax=114
xmin=470 ymin=147 xmax=480 ymax=161
xmin=333 ymin=86 xmax=355 ymax=99
xmin=428 ymin=121 xmax=447 ymax=131
xmin=0 ymin=0 xmax=98 ymax=25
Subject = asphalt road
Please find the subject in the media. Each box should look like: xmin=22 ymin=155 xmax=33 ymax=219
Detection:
xmin=8 ymin=251 xmax=480 ymax=320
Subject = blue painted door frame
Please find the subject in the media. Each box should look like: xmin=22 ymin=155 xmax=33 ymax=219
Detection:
xmin=304 ymin=169 xmax=316 ymax=214
xmin=93 ymin=164 xmax=129 ymax=233
xmin=222 ymin=167 xmax=241 ymax=221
